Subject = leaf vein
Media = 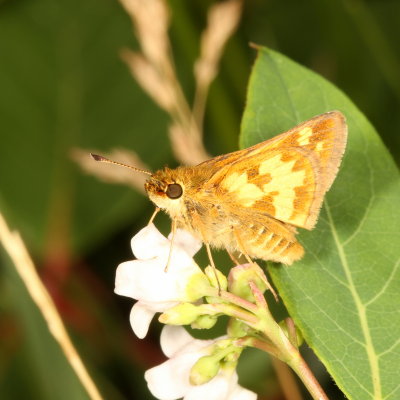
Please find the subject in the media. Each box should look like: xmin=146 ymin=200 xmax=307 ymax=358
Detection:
xmin=286 ymin=273 xmax=374 ymax=396
xmin=365 ymin=257 xmax=400 ymax=307
xmin=378 ymin=334 xmax=400 ymax=358
xmin=325 ymin=200 xmax=382 ymax=399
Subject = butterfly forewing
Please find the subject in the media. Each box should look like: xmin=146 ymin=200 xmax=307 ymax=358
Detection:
xmin=263 ymin=111 xmax=347 ymax=193
xmin=205 ymin=111 xmax=347 ymax=230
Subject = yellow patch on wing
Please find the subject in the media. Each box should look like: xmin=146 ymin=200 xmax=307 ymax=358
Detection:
xmin=260 ymin=154 xmax=307 ymax=223
xmin=222 ymin=171 xmax=264 ymax=207
xmin=296 ymin=127 xmax=313 ymax=145
xmin=315 ymin=141 xmax=324 ymax=152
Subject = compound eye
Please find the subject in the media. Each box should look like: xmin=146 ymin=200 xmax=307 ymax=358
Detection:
xmin=166 ymin=183 xmax=183 ymax=199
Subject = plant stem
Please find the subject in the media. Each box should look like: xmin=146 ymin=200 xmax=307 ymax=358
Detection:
xmin=271 ymin=357 xmax=304 ymax=400
xmin=245 ymin=334 xmax=328 ymax=400
xmin=0 ymin=213 xmax=103 ymax=400
xmin=218 ymin=290 xmax=258 ymax=313
xmin=252 ymin=291 xmax=329 ymax=400
xmin=288 ymin=354 xmax=329 ymax=400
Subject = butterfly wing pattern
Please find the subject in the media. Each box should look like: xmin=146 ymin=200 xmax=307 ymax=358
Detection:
xmin=202 ymin=111 xmax=347 ymax=264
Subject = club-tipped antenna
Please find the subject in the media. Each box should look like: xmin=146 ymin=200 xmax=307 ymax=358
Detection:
xmin=90 ymin=153 xmax=152 ymax=176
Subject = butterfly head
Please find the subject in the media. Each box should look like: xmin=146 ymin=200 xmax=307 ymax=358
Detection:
xmin=144 ymin=167 xmax=186 ymax=217
xmin=90 ymin=153 xmax=192 ymax=218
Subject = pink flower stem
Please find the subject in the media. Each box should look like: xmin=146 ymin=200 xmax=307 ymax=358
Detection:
xmin=288 ymin=352 xmax=329 ymax=400
xmin=246 ymin=283 xmax=329 ymax=400
xmin=203 ymin=303 xmax=259 ymax=326
xmin=218 ymin=290 xmax=258 ymax=313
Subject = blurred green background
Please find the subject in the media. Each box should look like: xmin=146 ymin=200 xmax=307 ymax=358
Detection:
xmin=0 ymin=0 xmax=399 ymax=399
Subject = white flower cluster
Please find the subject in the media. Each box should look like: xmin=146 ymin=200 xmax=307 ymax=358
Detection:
xmin=146 ymin=326 xmax=255 ymax=400
xmin=115 ymin=224 xmax=256 ymax=400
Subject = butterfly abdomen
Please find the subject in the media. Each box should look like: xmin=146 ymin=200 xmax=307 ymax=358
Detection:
xmin=185 ymin=201 xmax=305 ymax=265
xmin=238 ymin=223 xmax=304 ymax=265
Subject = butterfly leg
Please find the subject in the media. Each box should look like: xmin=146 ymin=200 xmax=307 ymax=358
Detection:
xmin=148 ymin=207 xmax=160 ymax=225
xmin=227 ymin=250 xmax=241 ymax=266
xmin=165 ymin=219 xmax=177 ymax=272
xmin=188 ymin=210 xmax=223 ymax=293
xmin=233 ymin=228 xmax=278 ymax=301
xmin=205 ymin=242 xmax=222 ymax=294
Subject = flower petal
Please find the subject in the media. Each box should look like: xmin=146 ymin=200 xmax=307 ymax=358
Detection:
xmin=131 ymin=223 xmax=169 ymax=259
xmin=169 ymin=229 xmax=202 ymax=257
xmin=160 ymin=326 xmax=197 ymax=358
xmin=228 ymin=386 xmax=257 ymax=400
xmin=129 ymin=302 xmax=156 ymax=339
xmin=225 ymin=370 xmax=257 ymax=400
xmin=184 ymin=376 xmax=230 ymax=400
xmin=145 ymin=352 xmax=200 ymax=400
xmin=144 ymin=327 xmax=253 ymax=400
xmin=129 ymin=302 xmax=179 ymax=339
xmin=115 ymin=251 xmax=204 ymax=303
xmin=185 ymin=370 xmax=257 ymax=400
xmin=115 ymin=259 xmax=178 ymax=300
xmin=114 ymin=261 xmax=138 ymax=297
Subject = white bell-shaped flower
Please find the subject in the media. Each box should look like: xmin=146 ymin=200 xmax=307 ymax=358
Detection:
xmin=115 ymin=224 xmax=209 ymax=338
xmin=145 ymin=326 xmax=256 ymax=400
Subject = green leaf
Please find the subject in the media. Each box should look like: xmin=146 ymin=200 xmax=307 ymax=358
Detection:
xmin=240 ymin=47 xmax=400 ymax=400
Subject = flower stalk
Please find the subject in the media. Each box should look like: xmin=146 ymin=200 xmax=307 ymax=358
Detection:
xmin=230 ymin=276 xmax=329 ymax=400
xmin=115 ymin=224 xmax=329 ymax=400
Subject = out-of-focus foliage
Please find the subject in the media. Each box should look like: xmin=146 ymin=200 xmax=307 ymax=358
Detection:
xmin=0 ymin=1 xmax=399 ymax=399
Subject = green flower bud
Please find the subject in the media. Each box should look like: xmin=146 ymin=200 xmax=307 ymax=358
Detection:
xmin=190 ymin=355 xmax=220 ymax=385
xmin=159 ymin=303 xmax=200 ymax=325
xmin=227 ymin=317 xmax=249 ymax=337
xmin=185 ymin=273 xmax=213 ymax=301
xmin=204 ymin=266 xmax=228 ymax=291
xmin=228 ymin=263 xmax=268 ymax=300
xmin=191 ymin=314 xmax=218 ymax=329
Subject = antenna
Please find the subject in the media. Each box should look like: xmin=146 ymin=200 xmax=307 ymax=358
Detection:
xmin=90 ymin=153 xmax=152 ymax=176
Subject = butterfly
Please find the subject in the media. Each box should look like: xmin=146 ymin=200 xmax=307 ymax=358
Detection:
xmin=92 ymin=111 xmax=347 ymax=268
